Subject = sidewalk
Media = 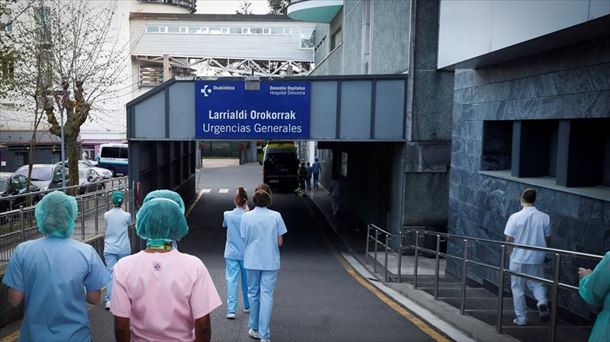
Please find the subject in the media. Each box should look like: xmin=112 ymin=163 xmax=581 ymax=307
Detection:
xmin=306 ymin=186 xmax=592 ymax=342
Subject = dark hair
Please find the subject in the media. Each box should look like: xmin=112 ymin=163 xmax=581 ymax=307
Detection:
xmin=235 ymin=187 xmax=248 ymax=207
xmin=253 ymin=189 xmax=272 ymax=207
xmin=521 ymin=188 xmax=536 ymax=204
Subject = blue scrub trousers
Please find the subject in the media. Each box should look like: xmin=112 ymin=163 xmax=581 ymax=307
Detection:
xmin=104 ymin=253 xmax=129 ymax=302
xmin=247 ymin=269 xmax=278 ymax=340
xmin=225 ymin=258 xmax=249 ymax=314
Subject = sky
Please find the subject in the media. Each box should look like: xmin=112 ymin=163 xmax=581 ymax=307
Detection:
xmin=197 ymin=0 xmax=272 ymax=14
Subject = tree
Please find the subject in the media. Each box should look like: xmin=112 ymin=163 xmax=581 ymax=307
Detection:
xmin=235 ymin=0 xmax=253 ymax=15
xmin=268 ymin=0 xmax=290 ymax=15
xmin=6 ymin=0 xmax=126 ymax=188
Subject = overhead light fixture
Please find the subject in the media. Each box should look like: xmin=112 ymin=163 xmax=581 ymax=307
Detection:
xmin=245 ymin=76 xmax=260 ymax=91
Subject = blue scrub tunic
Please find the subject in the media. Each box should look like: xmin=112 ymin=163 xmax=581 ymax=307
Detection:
xmin=3 ymin=237 xmax=109 ymax=342
xmin=223 ymin=208 xmax=247 ymax=260
xmin=240 ymin=207 xmax=287 ymax=270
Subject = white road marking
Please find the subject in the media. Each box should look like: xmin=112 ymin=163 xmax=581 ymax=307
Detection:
xmin=202 ymin=189 xmax=212 ymax=193
xmin=218 ymin=189 xmax=229 ymax=193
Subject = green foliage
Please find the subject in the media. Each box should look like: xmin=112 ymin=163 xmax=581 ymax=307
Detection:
xmin=235 ymin=0 xmax=253 ymax=15
xmin=268 ymin=0 xmax=290 ymax=15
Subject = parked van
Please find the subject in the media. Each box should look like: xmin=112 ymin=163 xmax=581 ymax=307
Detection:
xmin=97 ymin=143 xmax=128 ymax=176
xmin=262 ymin=141 xmax=299 ymax=191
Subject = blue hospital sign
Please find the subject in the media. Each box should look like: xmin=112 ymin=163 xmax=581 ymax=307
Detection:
xmin=195 ymin=80 xmax=310 ymax=139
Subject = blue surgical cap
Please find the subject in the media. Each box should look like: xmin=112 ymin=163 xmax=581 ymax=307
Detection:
xmin=112 ymin=191 xmax=124 ymax=205
xmin=136 ymin=198 xmax=189 ymax=241
xmin=35 ymin=191 xmax=78 ymax=238
xmin=143 ymin=190 xmax=185 ymax=214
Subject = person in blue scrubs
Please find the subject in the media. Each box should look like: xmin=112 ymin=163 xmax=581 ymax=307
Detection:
xmin=240 ymin=186 xmax=287 ymax=342
xmin=2 ymin=191 xmax=109 ymax=342
xmin=103 ymin=191 xmax=132 ymax=310
xmin=223 ymin=187 xmax=250 ymax=319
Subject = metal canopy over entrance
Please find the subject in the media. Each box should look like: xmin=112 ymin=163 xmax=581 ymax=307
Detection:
xmin=126 ymin=75 xmax=408 ymax=202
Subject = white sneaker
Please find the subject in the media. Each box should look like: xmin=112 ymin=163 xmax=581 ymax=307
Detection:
xmin=248 ymin=329 xmax=260 ymax=340
xmin=261 ymin=339 xmax=271 ymax=342
xmin=244 ymin=308 xmax=250 ymax=313
xmin=105 ymin=301 xmax=111 ymax=311
xmin=513 ymin=318 xmax=528 ymax=326
xmin=226 ymin=313 xmax=236 ymax=319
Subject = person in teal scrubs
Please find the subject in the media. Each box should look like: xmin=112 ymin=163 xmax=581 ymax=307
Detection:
xmin=240 ymin=186 xmax=287 ymax=342
xmin=579 ymin=252 xmax=610 ymax=342
xmin=223 ymin=187 xmax=250 ymax=319
xmin=3 ymin=191 xmax=109 ymax=342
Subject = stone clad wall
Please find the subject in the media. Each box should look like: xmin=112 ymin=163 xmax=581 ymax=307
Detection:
xmin=448 ymin=35 xmax=610 ymax=318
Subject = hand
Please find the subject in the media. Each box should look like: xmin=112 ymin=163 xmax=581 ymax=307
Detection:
xmin=578 ymin=267 xmax=592 ymax=279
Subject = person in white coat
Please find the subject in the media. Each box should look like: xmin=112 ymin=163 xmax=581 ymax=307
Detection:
xmin=103 ymin=191 xmax=131 ymax=310
xmin=240 ymin=186 xmax=287 ymax=342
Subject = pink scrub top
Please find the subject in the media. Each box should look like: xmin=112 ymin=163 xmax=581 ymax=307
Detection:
xmin=111 ymin=249 xmax=222 ymax=342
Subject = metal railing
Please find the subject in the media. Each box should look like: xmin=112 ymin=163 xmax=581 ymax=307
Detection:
xmin=365 ymin=224 xmax=603 ymax=342
xmin=0 ymin=177 xmax=135 ymax=270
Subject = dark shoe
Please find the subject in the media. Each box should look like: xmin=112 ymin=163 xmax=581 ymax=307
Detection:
xmin=538 ymin=303 xmax=550 ymax=322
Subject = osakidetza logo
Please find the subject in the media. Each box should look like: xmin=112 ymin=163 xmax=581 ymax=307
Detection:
xmin=200 ymin=84 xmax=236 ymax=97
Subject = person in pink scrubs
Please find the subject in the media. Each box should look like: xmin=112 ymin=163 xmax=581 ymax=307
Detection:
xmin=111 ymin=195 xmax=221 ymax=342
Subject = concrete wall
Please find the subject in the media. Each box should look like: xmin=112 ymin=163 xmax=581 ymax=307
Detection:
xmin=448 ymin=35 xmax=610 ymax=318
xmin=370 ymin=0 xmax=410 ymax=74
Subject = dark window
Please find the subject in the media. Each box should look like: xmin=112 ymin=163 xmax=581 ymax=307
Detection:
xmin=119 ymin=147 xmax=128 ymax=159
xmin=481 ymin=121 xmax=512 ymax=171
xmin=511 ymin=120 xmax=558 ymax=178
xmin=331 ymin=27 xmax=342 ymax=50
xmin=14 ymin=152 xmax=27 ymax=168
xmin=101 ymin=147 xmax=120 ymax=158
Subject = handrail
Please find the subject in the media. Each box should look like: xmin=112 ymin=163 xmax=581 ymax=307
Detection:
xmin=364 ymin=224 xmax=602 ymax=342
xmin=1 ymin=176 xmax=128 ymax=203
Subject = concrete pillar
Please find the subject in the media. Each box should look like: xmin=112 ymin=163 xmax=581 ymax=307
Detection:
xmin=163 ymin=54 xmax=172 ymax=81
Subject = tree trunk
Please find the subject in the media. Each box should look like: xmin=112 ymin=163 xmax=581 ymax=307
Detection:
xmin=66 ymin=136 xmax=79 ymax=188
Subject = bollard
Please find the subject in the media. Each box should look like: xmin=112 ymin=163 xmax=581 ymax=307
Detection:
xmin=397 ymin=231 xmax=403 ymax=283
xmin=496 ymin=245 xmax=506 ymax=333
xmin=549 ymin=254 xmax=561 ymax=342
xmin=434 ymin=234 xmax=441 ymax=300
xmin=460 ymin=239 xmax=468 ymax=314
xmin=95 ymin=194 xmax=99 ymax=234
xmin=81 ymin=196 xmax=86 ymax=240
xmin=19 ymin=205 xmax=25 ymax=242
xmin=414 ymin=231 xmax=419 ymax=288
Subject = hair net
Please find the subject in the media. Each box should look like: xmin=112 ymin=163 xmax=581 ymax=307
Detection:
xmin=143 ymin=190 xmax=185 ymax=214
xmin=136 ymin=198 xmax=189 ymax=242
xmin=35 ymin=191 xmax=78 ymax=238
xmin=112 ymin=191 xmax=124 ymax=205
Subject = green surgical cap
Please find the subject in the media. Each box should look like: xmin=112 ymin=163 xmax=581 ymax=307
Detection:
xmin=35 ymin=191 xmax=77 ymax=238
xmin=112 ymin=191 xmax=124 ymax=205
xmin=143 ymin=190 xmax=185 ymax=214
xmin=136 ymin=198 xmax=189 ymax=241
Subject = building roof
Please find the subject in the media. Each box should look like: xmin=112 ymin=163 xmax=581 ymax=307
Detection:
xmin=129 ymin=12 xmax=298 ymax=23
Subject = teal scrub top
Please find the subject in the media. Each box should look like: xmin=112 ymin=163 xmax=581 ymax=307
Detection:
xmin=223 ymin=208 xmax=247 ymax=260
xmin=240 ymin=207 xmax=287 ymax=271
xmin=3 ymin=237 xmax=109 ymax=342
xmin=580 ymin=252 xmax=610 ymax=342
xmin=104 ymin=208 xmax=132 ymax=255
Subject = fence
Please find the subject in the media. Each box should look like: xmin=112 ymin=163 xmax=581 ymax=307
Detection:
xmin=365 ymin=224 xmax=603 ymax=342
xmin=0 ymin=177 xmax=137 ymax=328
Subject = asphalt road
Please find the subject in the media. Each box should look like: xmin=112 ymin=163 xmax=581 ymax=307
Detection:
xmin=89 ymin=162 xmax=437 ymax=342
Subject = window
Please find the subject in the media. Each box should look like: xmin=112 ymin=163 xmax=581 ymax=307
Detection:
xmin=481 ymin=121 xmax=512 ymax=171
xmin=250 ymin=27 xmax=263 ymax=34
xmin=230 ymin=27 xmax=241 ymax=34
xmin=101 ymin=147 xmax=120 ymax=158
xmin=51 ymin=152 xmax=61 ymax=163
xmin=331 ymin=27 xmax=342 ymax=50
xmin=14 ymin=152 xmax=27 ymax=168
xmin=188 ymin=26 xmax=201 ymax=34
xmin=167 ymin=25 xmax=180 ymax=33
xmin=209 ymin=26 xmax=223 ymax=34
xmin=299 ymin=28 xmax=315 ymax=49
xmin=271 ymin=27 xmax=284 ymax=35
xmin=146 ymin=25 xmax=159 ymax=33
xmin=263 ymin=28 xmax=271 ymax=34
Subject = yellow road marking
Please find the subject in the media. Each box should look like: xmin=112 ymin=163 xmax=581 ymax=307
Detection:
xmin=185 ymin=189 xmax=205 ymax=218
xmin=0 ymin=330 xmax=19 ymax=342
xmin=332 ymin=250 xmax=451 ymax=342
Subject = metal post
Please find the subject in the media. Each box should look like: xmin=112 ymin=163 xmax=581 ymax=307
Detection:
xmin=550 ymin=254 xmax=561 ymax=342
xmin=384 ymin=234 xmax=389 ymax=282
xmin=59 ymin=105 xmax=66 ymax=188
xmin=107 ymin=189 xmax=111 ymax=212
xmin=496 ymin=245 xmax=507 ymax=333
xmin=19 ymin=205 xmax=25 ymax=242
xmin=374 ymin=228 xmax=379 ymax=273
xmin=94 ymin=194 xmax=99 ymax=234
xmin=397 ymin=231 xmax=403 ymax=283
xmin=414 ymin=231 xmax=419 ymax=288
xmin=365 ymin=224 xmax=370 ymax=265
xmin=460 ymin=239 xmax=468 ymax=314
xmin=80 ymin=196 xmax=85 ymax=240
xmin=9 ymin=197 xmax=13 ymax=211
xmin=434 ymin=234 xmax=441 ymax=300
